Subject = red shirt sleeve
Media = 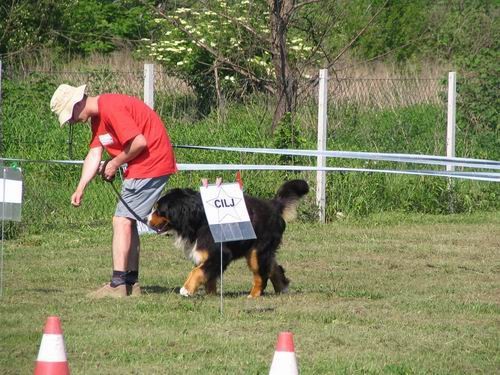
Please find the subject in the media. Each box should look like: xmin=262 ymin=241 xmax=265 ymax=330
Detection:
xmin=102 ymin=106 xmax=141 ymax=147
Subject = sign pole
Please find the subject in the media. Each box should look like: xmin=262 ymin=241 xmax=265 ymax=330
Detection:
xmin=1 ymin=167 xmax=5 ymax=297
xmin=220 ymin=242 xmax=223 ymax=314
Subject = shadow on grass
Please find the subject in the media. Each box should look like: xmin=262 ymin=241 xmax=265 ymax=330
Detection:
xmin=242 ymin=307 xmax=276 ymax=314
xmin=141 ymin=286 xmax=306 ymax=302
xmin=28 ymin=288 xmax=64 ymax=293
xmin=142 ymin=286 xmax=249 ymax=298
xmin=143 ymin=285 xmax=180 ymax=294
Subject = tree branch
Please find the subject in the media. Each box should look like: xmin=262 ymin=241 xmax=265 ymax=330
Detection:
xmin=336 ymin=33 xmax=433 ymax=73
xmin=298 ymin=0 xmax=389 ymax=97
xmin=293 ymin=0 xmax=321 ymax=12
xmin=326 ymin=0 xmax=389 ymax=70
xmin=144 ymin=2 xmax=275 ymax=93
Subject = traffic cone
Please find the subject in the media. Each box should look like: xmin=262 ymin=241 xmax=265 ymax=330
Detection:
xmin=34 ymin=316 xmax=70 ymax=374
xmin=269 ymin=331 xmax=298 ymax=375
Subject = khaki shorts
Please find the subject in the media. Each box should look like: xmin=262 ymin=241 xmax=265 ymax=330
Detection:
xmin=114 ymin=176 xmax=170 ymax=220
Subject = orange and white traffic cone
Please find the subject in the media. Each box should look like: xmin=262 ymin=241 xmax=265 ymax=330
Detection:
xmin=34 ymin=316 xmax=70 ymax=375
xmin=269 ymin=331 xmax=298 ymax=375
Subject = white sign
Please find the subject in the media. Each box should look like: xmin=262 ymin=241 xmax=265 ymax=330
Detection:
xmin=200 ymin=183 xmax=250 ymax=225
xmin=200 ymin=182 xmax=256 ymax=243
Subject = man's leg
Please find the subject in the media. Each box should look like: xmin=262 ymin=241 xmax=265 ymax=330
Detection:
xmin=87 ymin=215 xmax=132 ymax=298
xmin=127 ymin=221 xmax=140 ymax=271
xmin=126 ymin=222 xmax=141 ymax=296
xmin=112 ymin=216 xmax=134 ymax=272
xmin=110 ymin=216 xmax=137 ymax=294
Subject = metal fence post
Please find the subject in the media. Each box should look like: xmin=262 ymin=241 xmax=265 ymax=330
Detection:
xmin=144 ymin=63 xmax=154 ymax=109
xmin=317 ymin=69 xmax=328 ymax=223
xmin=0 ymin=60 xmax=3 ymax=158
xmin=0 ymin=60 xmax=2 ymax=296
xmin=446 ymin=71 xmax=456 ymax=172
xmin=446 ymin=71 xmax=457 ymax=213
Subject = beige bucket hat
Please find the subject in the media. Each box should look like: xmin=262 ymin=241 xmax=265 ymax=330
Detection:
xmin=50 ymin=84 xmax=87 ymax=126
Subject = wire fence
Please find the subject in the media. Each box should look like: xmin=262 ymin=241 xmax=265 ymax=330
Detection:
xmin=328 ymin=77 xmax=444 ymax=109
xmin=3 ymin=65 xmax=445 ymax=124
xmin=2 ymin=65 xmax=497 ymax=235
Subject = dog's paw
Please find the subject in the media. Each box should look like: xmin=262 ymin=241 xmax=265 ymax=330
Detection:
xmin=179 ymin=287 xmax=192 ymax=297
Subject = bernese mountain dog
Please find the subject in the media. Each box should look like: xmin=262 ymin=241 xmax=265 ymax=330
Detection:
xmin=147 ymin=179 xmax=309 ymax=298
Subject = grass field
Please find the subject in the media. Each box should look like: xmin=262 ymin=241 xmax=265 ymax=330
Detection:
xmin=1 ymin=212 xmax=499 ymax=374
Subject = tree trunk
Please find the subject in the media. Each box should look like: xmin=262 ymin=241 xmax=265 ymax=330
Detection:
xmin=268 ymin=0 xmax=298 ymax=131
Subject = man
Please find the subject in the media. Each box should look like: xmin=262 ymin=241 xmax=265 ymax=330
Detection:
xmin=50 ymin=84 xmax=177 ymax=298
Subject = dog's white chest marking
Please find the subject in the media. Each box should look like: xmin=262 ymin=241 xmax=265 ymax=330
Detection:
xmin=174 ymin=236 xmax=202 ymax=265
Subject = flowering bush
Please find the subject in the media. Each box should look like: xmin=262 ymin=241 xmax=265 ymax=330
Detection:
xmin=139 ymin=0 xmax=312 ymax=115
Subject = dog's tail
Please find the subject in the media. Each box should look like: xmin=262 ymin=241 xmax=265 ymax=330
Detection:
xmin=273 ymin=179 xmax=309 ymax=222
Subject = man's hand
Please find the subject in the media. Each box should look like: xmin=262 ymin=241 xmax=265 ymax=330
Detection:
xmin=71 ymin=190 xmax=84 ymax=207
xmin=72 ymin=146 xmax=102 ymax=207
xmin=99 ymin=159 xmax=118 ymax=182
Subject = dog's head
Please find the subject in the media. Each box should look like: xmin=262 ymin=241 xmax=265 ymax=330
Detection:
xmin=147 ymin=188 xmax=206 ymax=239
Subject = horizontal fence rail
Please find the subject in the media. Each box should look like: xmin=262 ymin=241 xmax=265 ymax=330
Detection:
xmin=174 ymin=145 xmax=500 ymax=171
xmin=2 ymin=145 xmax=500 ymax=182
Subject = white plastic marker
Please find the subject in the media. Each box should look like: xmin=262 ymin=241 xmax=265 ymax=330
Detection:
xmin=1 ymin=167 xmax=23 ymax=297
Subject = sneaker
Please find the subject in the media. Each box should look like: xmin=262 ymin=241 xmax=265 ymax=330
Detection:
xmin=87 ymin=283 xmax=127 ymax=299
xmin=127 ymin=283 xmax=142 ymax=297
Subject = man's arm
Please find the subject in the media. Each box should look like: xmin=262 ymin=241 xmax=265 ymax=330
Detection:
xmin=71 ymin=146 xmax=103 ymax=207
xmin=101 ymin=134 xmax=147 ymax=181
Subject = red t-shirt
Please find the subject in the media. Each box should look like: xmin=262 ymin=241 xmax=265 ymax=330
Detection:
xmin=90 ymin=94 xmax=177 ymax=178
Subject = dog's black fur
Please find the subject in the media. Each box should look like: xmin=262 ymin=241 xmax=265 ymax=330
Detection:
xmin=147 ymin=179 xmax=309 ymax=298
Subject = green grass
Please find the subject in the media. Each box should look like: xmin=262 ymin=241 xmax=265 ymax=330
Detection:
xmin=1 ymin=212 xmax=499 ymax=374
